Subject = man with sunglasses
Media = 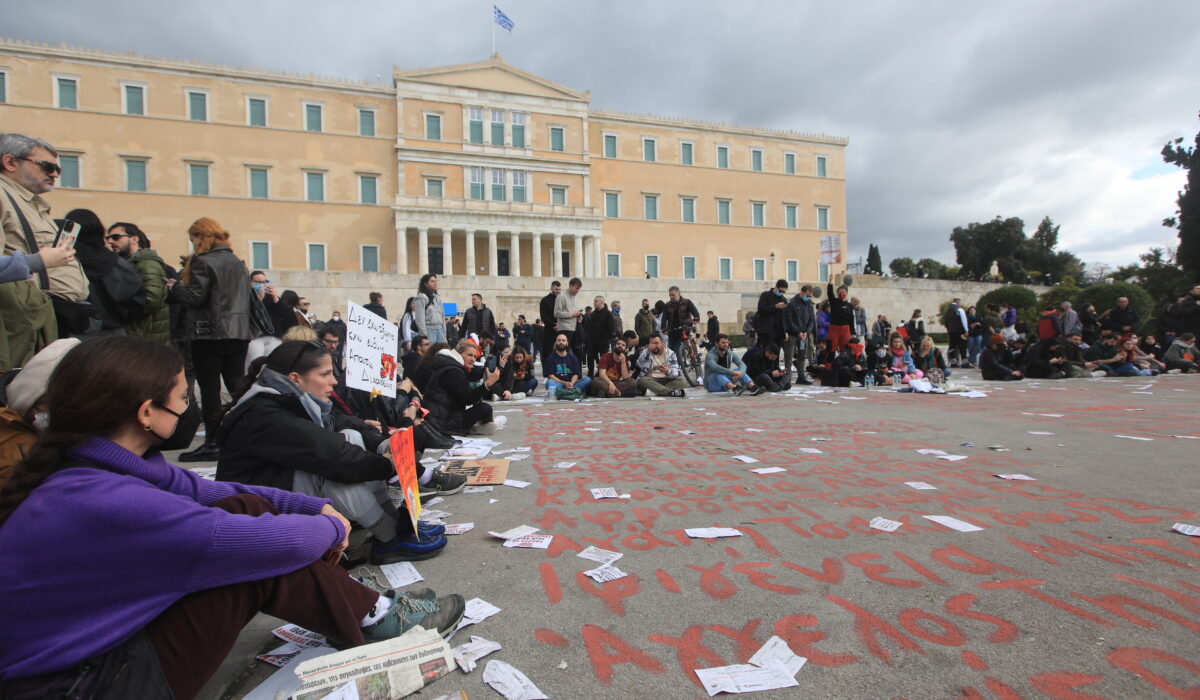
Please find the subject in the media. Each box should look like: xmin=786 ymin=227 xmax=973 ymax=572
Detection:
xmin=106 ymin=222 xmax=171 ymax=343
xmin=1 ymin=133 xmax=88 ymax=369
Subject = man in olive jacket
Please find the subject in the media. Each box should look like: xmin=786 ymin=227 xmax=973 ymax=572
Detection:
xmin=108 ymin=222 xmax=170 ymax=342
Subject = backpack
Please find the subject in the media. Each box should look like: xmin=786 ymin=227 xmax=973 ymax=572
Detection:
xmin=96 ymin=257 xmax=148 ymax=325
xmin=555 ymin=386 xmax=586 ymax=401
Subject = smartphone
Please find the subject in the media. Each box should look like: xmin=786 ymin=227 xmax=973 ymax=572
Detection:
xmin=53 ymin=219 xmax=79 ymax=249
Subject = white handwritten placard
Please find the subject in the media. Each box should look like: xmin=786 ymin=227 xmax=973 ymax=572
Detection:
xmin=345 ymin=301 xmax=399 ymax=397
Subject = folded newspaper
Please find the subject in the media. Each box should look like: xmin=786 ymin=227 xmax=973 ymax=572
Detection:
xmin=291 ymin=625 xmax=453 ymax=700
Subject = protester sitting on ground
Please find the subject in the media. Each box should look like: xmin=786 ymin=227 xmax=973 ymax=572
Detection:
xmin=744 ymin=342 xmax=791 ymax=393
xmin=282 ymin=325 xmax=318 ymax=342
xmin=499 ymin=344 xmax=538 ymax=396
xmin=912 ymin=336 xmax=950 ymax=379
xmin=1101 ymin=336 xmax=1151 ymax=377
xmin=979 ymin=333 xmax=1023 ymax=381
xmin=1084 ymin=334 xmax=1122 ymax=375
xmin=485 ymin=344 xmax=516 ymax=400
xmin=545 ymin=332 xmax=590 ymax=395
xmin=1124 ymin=334 xmax=1165 ymax=375
xmin=704 ymin=334 xmax=755 ymax=395
xmin=882 ymin=332 xmax=923 ymax=385
xmin=400 ymin=335 xmax=429 ymax=380
xmin=635 ymin=333 xmax=689 ymax=397
xmin=1163 ymin=333 xmax=1198 ymax=373
xmin=424 ymin=339 xmax=503 ymax=434
xmin=0 ymin=339 xmax=80 ymax=478
xmin=1138 ymin=334 xmax=1163 ymax=361
xmin=0 ymin=336 xmax=465 ymax=700
xmin=590 ymin=337 xmax=637 ymax=398
xmin=1061 ymin=332 xmax=1102 ymax=377
xmin=407 ymin=341 xmax=447 ymax=393
xmin=808 ymin=339 xmax=833 ymax=383
xmin=1022 ymin=337 xmax=1070 ymax=379
xmin=217 ymin=341 xmax=459 ymax=566
xmin=823 ymin=337 xmax=870 ymax=388
xmin=620 ymin=330 xmax=642 ymax=378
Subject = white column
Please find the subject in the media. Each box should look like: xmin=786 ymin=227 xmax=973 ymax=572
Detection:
xmin=417 ymin=227 xmax=429 ymax=274
xmin=531 ymin=232 xmax=543 ymax=277
xmin=395 ymin=224 xmax=407 ymax=275
xmin=590 ymin=236 xmax=600 ymax=278
xmin=574 ymin=234 xmax=584 ymax=279
xmin=465 ymin=230 xmax=476 ymax=276
xmin=488 ymin=230 xmax=499 ymax=277
xmin=510 ymin=232 xmax=522 ymax=278
xmin=441 ymin=229 xmax=454 ymax=276
xmin=552 ymin=233 xmax=563 ymax=278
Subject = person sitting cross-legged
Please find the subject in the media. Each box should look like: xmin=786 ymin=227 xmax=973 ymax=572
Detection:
xmin=881 ymin=332 xmax=924 ymax=385
xmin=704 ymin=333 xmax=756 ymax=395
xmin=545 ymin=332 xmax=591 ymax=395
xmin=743 ymin=342 xmax=792 ymax=393
xmin=979 ymin=333 xmax=1023 ymax=381
xmin=423 ymin=340 xmax=505 ymax=433
xmin=635 ymin=333 xmax=689 ymax=397
xmin=590 ymin=336 xmax=637 ymax=397
xmin=1163 ymin=332 xmax=1199 ymax=373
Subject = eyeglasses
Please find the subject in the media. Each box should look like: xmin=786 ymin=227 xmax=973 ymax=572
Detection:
xmin=287 ymin=339 xmax=324 ymax=374
xmin=105 ymin=233 xmax=130 ymax=242
xmin=20 ymin=157 xmax=61 ymax=176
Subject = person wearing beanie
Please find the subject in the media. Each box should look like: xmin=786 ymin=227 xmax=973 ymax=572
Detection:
xmin=979 ymin=333 xmax=1023 ymax=381
xmin=0 ymin=338 xmax=80 ymax=480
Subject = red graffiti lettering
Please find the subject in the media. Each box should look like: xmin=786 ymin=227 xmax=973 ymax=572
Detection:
xmin=582 ymin=624 xmax=666 ymax=685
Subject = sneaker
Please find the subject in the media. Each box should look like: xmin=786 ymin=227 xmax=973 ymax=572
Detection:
xmin=418 ymin=521 xmax=446 ymax=537
xmin=370 ymin=531 xmax=447 ymax=564
xmin=510 ymin=392 xmax=526 ymax=399
xmin=796 ymin=377 xmax=813 ymax=385
xmin=178 ymin=442 xmax=220 ymax=462
xmin=470 ymin=421 xmax=499 ymax=435
xmin=668 ymin=389 xmax=686 ymax=398
xmin=360 ymin=590 xmax=467 ymax=642
xmin=418 ymin=484 xmax=438 ymax=501
xmin=732 ymin=384 xmax=745 ymax=397
xmin=749 ymin=385 xmax=768 ymax=396
xmin=428 ymin=469 xmax=468 ymax=495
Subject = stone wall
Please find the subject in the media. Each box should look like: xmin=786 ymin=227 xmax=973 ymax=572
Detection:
xmin=271 ymin=271 xmax=1045 ymax=336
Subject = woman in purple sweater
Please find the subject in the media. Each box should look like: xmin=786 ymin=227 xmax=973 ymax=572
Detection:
xmin=0 ymin=336 xmax=463 ymax=699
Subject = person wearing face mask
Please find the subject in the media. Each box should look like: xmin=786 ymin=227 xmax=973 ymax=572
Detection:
xmin=0 ymin=336 xmax=466 ymax=700
xmin=635 ymin=298 xmax=656 ymax=348
xmin=827 ymin=337 xmax=871 ymax=387
xmin=754 ymin=280 xmax=789 ymax=349
xmin=784 ymin=284 xmax=817 ymax=384
xmin=825 ymin=280 xmax=854 ymax=352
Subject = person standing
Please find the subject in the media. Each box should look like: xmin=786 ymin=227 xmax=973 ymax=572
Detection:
xmin=244 ymin=270 xmax=283 ymax=371
xmin=850 ymin=297 xmax=868 ymax=339
xmin=107 ymin=222 xmax=169 ymax=342
xmin=634 ymin=298 xmax=656 ymax=348
xmin=412 ymin=274 xmax=446 ymax=343
xmin=784 ymin=285 xmax=817 ymax=384
xmin=825 ymin=281 xmax=854 ymax=352
xmin=462 ymin=293 xmax=497 ymax=339
xmin=553 ymin=277 xmax=584 ymax=353
xmin=539 ymin=280 xmax=561 ymax=367
xmin=168 ymin=218 xmax=252 ymax=462
xmin=611 ymin=300 xmax=625 ymax=339
xmin=754 ymin=280 xmax=789 ymax=348
xmin=705 ymin=311 xmax=720 ymax=350
xmin=513 ymin=314 xmax=533 ymax=353
xmin=661 ymin=285 xmax=700 ymax=358
xmin=943 ymin=298 xmax=968 ymax=366
xmin=585 ymin=296 xmax=617 ymax=377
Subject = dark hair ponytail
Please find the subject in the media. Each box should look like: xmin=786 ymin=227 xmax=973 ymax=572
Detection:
xmin=228 ymin=341 xmax=331 ymax=406
xmin=0 ymin=337 xmax=183 ymax=525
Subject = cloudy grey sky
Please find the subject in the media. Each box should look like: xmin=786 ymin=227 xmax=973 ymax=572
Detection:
xmin=8 ymin=0 xmax=1199 ymax=270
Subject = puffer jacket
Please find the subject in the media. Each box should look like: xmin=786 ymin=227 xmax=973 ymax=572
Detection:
xmin=126 ymin=248 xmax=171 ymax=342
xmin=423 ymin=349 xmax=492 ymax=435
xmin=169 ymin=246 xmax=252 ymax=341
xmin=412 ymin=292 xmax=445 ymax=336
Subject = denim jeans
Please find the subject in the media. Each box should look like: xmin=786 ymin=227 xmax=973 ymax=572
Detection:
xmin=705 ymin=372 xmax=751 ymax=392
xmin=547 ymin=376 xmax=591 ymax=393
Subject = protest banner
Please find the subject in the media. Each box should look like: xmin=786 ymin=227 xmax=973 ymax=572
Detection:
xmin=346 ymin=301 xmax=399 ymax=398
xmin=820 ymin=235 xmax=842 ymax=265
xmin=441 ymin=459 xmax=510 ymax=485
xmin=389 ymin=429 xmax=421 ymax=533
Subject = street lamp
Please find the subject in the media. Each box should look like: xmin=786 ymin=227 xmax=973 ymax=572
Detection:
xmin=769 ymin=251 xmax=776 ymax=280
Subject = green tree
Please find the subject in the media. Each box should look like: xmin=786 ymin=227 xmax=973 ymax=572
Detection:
xmin=950 ymin=217 xmax=1027 ymax=281
xmin=1038 ymin=277 xmax=1081 ymax=310
xmin=889 ymin=257 xmax=916 ymax=277
xmin=1162 ymin=111 xmax=1200 ymax=275
xmin=1113 ymin=247 xmax=1191 ymax=314
xmin=916 ymin=257 xmax=952 ymax=279
xmin=865 ymin=244 xmax=883 ymax=275
xmin=978 ymin=285 xmax=1039 ymax=326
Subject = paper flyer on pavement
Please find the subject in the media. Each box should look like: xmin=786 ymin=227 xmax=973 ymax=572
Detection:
xmin=291 ymin=625 xmax=452 ymax=700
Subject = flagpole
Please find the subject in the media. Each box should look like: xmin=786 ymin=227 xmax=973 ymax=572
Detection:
xmin=491 ymin=12 xmax=496 ymax=55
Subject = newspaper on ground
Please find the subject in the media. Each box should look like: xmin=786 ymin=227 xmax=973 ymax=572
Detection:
xmin=291 ymin=625 xmax=453 ymax=700
xmin=456 ymin=598 xmax=502 ymax=630
xmin=797 ymin=447 xmax=823 ymax=454
xmin=463 ymin=486 xmax=494 ymax=494
xmin=583 ymin=564 xmax=628 ymax=582
xmin=421 ymin=509 xmax=452 ymax=522
xmin=994 ymin=474 xmax=1037 ymax=481
xmin=680 ymin=430 xmax=697 ymax=435
xmin=747 ymin=636 xmax=808 ymax=677
xmin=552 ymin=461 xmax=577 ymax=470
xmin=424 ymin=497 xmax=445 ymax=507
xmin=923 ymin=515 xmax=985 ymax=532
xmin=750 ymin=467 xmax=787 ymax=475
xmin=577 ymin=546 xmax=623 ymax=565
xmin=503 ymin=479 xmax=531 ymax=488
xmin=694 ymin=664 xmax=799 ymax=696
xmin=905 ymin=482 xmax=938 ymax=490
xmin=379 ymin=562 xmax=424 ymax=588
xmin=443 ymin=446 xmax=492 ymax=460
xmin=492 ymin=447 xmax=532 ymax=454
xmin=452 ymin=635 xmax=502 ymax=673
xmin=273 ymin=624 xmax=326 ymax=647
xmin=482 ymin=660 xmax=548 ymax=700
xmin=488 ymin=525 xmax=539 ymax=540
xmin=731 ymin=455 xmax=759 ymax=463
xmin=1171 ymin=522 xmax=1200 ymax=537
xmin=590 ymin=487 xmax=621 ymax=499
xmin=443 ymin=523 xmax=475 ymax=535
xmin=1113 ymin=434 xmax=1154 ymax=441
xmin=916 ymin=449 xmax=947 ymax=455
xmin=685 ymin=527 xmax=742 ymax=539
xmin=322 ymin=681 xmax=358 ymax=700
xmin=256 ymin=641 xmax=311 ymax=668
xmin=936 ymin=455 xmax=969 ymax=462
xmin=868 ymin=517 xmax=903 ymax=532
xmin=243 ymin=647 xmax=337 ymax=700
xmin=503 ymin=534 xmax=554 ymax=549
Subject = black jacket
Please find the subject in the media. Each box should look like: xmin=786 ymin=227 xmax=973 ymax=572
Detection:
xmin=826 ymin=284 xmax=854 ymax=326
xmin=785 ymin=295 xmax=817 ymax=337
xmin=979 ymin=347 xmax=1018 ymax=380
xmin=662 ymin=297 xmax=699 ymax=336
xmin=462 ymin=305 xmax=497 ymax=338
xmin=423 ymin=351 xmax=493 ymax=435
xmin=587 ymin=307 xmax=617 ymax=345
xmin=706 ymin=316 xmax=720 ymax=342
xmin=743 ymin=345 xmax=778 ymax=379
xmin=539 ymin=293 xmax=557 ymax=329
xmin=754 ymin=290 xmax=787 ymax=341
xmin=1102 ymin=305 xmax=1139 ymax=334
xmin=169 ymin=246 xmax=252 ymax=341
xmin=216 ymin=393 xmax=391 ymax=491
xmin=363 ymin=302 xmax=388 ymax=320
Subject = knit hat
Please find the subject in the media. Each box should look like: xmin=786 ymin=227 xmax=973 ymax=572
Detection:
xmin=989 ymin=333 xmax=1005 ymax=346
xmin=7 ymin=338 xmax=81 ymax=416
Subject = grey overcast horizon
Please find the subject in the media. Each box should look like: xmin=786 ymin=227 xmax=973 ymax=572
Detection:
xmin=8 ymin=0 xmax=1199 ymax=272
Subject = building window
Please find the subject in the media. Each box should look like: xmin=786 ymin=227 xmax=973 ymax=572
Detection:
xmin=56 ymin=155 xmax=80 ymax=189
xmin=0 ymin=70 xmax=7 ymax=103
xmin=425 ymin=177 xmax=444 ymax=198
xmin=511 ymin=112 xmax=526 ymax=147
xmin=468 ymin=107 xmax=483 ymax=144
xmin=186 ymin=90 xmax=207 ymax=121
xmin=645 ymin=255 xmax=659 ymax=279
xmin=677 ymin=141 xmax=693 ymax=165
xmin=124 ymin=159 xmax=147 ymax=192
xmin=783 ymin=153 xmax=795 ymax=175
xmin=683 ymin=256 xmax=696 ymax=280
xmin=785 ymin=204 xmax=797 ymax=229
xmin=424 ymin=113 xmax=442 ymax=140
xmin=719 ymin=257 xmax=732 ymax=280
xmin=681 ymin=197 xmax=695 ymax=223
xmin=816 ymin=155 xmax=827 ymax=178
xmin=549 ymin=126 xmax=564 ymax=152
xmin=817 ymin=206 xmax=830 ymax=231
xmin=361 ymin=245 xmax=379 ymax=273
xmin=643 ymin=138 xmax=656 ymax=162
xmin=249 ymin=168 xmax=269 ymax=199
xmin=604 ymin=191 xmax=619 ymax=218
xmin=469 ymin=167 xmax=484 ymax=200
xmin=716 ymin=145 xmax=729 ymax=169
xmin=247 ymin=96 xmax=267 ymax=126
xmin=55 ymin=76 xmax=78 ymax=110
xmin=188 ymin=163 xmax=210 ymax=196
xmin=753 ymin=258 xmax=766 ymax=282
xmin=358 ymin=108 xmax=375 ymax=137
xmin=751 ymin=148 xmax=763 ymax=172
xmin=752 ymin=202 xmax=765 ymax=227
xmin=304 ymin=103 xmax=323 ymax=132
xmin=428 ymin=246 xmax=444 ymax=275
xmin=491 ymin=169 xmax=506 ymax=201
xmin=819 ymin=261 xmax=830 ymax=282
xmin=551 ymin=186 xmax=567 ymax=206
xmin=359 ymin=175 xmax=378 ymax=205
xmin=787 ymin=259 xmax=799 ymax=282
xmin=305 ymin=171 xmax=325 ymax=202
xmin=122 ymin=83 xmax=145 ymax=116
xmin=603 ymin=133 xmax=617 ymax=158
xmin=511 ymin=171 xmax=527 ymax=202
xmin=717 ymin=199 xmax=731 ymax=225
xmin=490 ymin=109 xmax=505 ymax=146
xmin=606 ymin=253 xmax=620 ymax=277
xmin=643 ymin=195 xmax=658 ymax=221
xmin=250 ymin=241 xmax=270 ymax=269
xmin=307 ymin=243 xmax=326 ymax=271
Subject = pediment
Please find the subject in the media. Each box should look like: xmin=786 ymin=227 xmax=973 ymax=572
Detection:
xmin=395 ymin=58 xmax=587 ymax=102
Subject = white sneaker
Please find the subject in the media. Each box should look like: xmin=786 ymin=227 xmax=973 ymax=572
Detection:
xmin=494 ymin=416 xmax=508 ymax=427
xmin=1091 ymin=370 xmax=1108 ymax=378
xmin=510 ymin=392 xmax=526 ymax=399
xmin=470 ymin=421 xmax=499 ymax=435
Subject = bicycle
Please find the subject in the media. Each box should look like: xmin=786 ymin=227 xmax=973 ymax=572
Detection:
xmin=675 ymin=323 xmax=704 ymax=387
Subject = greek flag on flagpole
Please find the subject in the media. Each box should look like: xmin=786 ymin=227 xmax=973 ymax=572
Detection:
xmin=493 ymin=5 xmax=514 ymax=32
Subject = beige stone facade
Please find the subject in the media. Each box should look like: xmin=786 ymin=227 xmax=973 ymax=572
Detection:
xmin=0 ymin=39 xmax=848 ymax=284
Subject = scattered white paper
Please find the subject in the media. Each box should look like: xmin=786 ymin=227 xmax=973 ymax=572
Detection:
xmin=489 ymin=498 xmax=500 ymax=504
xmin=745 ymin=428 xmax=765 ymax=433
xmin=1171 ymin=522 xmax=1200 ymax=537
xmin=679 ymin=430 xmax=698 ymax=435
xmin=424 ymin=496 xmax=445 ymax=507
xmin=420 ymin=457 xmax=440 ymax=465
xmin=923 ymin=515 xmax=984 ymax=532
xmin=243 ymin=647 xmax=336 ymax=700
xmin=577 ymin=546 xmax=623 ymax=565
xmin=994 ymin=474 xmax=1037 ymax=481
xmin=584 ymin=428 xmax=602 ymax=432
xmin=272 ymin=624 xmax=326 ymax=647
xmin=1172 ymin=435 xmax=1200 ymax=440
xmin=421 ymin=509 xmax=452 ymax=522
xmin=916 ymin=449 xmax=948 ymax=455
xmin=751 ymin=467 xmax=788 ymax=475
xmin=905 ymin=481 xmax=938 ymax=490
xmin=1131 ymin=391 xmax=1154 ymax=395
xmin=747 ymin=636 xmax=808 ymax=677
xmin=937 ymin=455 xmax=969 ymax=462
xmin=444 ymin=523 xmax=475 ymax=535
xmin=732 ymin=455 xmax=759 ymax=463
xmin=869 ymin=517 xmax=903 ymax=532
xmin=504 ymin=479 xmax=532 ymax=488
xmin=488 ymin=525 xmax=539 ymax=540
xmin=379 ymin=561 xmax=424 ymax=588
xmin=695 ymin=664 xmax=799 ymax=697
xmin=810 ymin=437 xmax=831 ymax=441
xmin=506 ymin=454 xmax=530 ymax=462
xmin=583 ymin=564 xmax=629 ymax=582
xmin=457 ymin=598 xmax=502 ymax=630
xmin=255 ymin=641 xmax=308 ymax=667
xmin=685 ymin=527 xmax=742 ymax=539
xmin=453 ymin=635 xmax=502 ymax=673
xmin=953 ymin=390 xmax=989 ymax=398
xmin=1028 ymin=431 xmax=1054 ymax=435
xmin=585 ymin=420 xmax=604 ymax=424
xmin=552 ymin=461 xmax=577 ymax=470
xmin=591 ymin=488 xmax=621 ymax=499
xmin=1113 ymin=435 xmax=1153 ymax=441
xmin=483 ymin=660 xmax=548 ymax=700
xmin=492 ymin=447 xmax=532 ymax=455
xmin=504 ymin=534 xmax=554 ymax=549
xmin=464 ymin=485 xmax=494 ymax=494
xmin=797 ymin=447 xmax=824 ymax=454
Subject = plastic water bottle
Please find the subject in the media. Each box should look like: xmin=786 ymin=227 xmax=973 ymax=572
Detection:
xmin=864 ymin=373 xmax=875 ymax=388
xmin=547 ymin=383 xmax=557 ymax=399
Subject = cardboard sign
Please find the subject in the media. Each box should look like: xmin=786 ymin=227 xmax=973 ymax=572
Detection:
xmin=345 ymin=301 xmax=399 ymax=398
xmin=441 ymin=459 xmax=510 ymax=485
xmin=388 ymin=428 xmax=421 ymax=532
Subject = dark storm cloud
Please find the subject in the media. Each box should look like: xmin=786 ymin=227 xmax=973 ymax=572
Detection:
xmin=6 ymin=0 xmax=1198 ymax=269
